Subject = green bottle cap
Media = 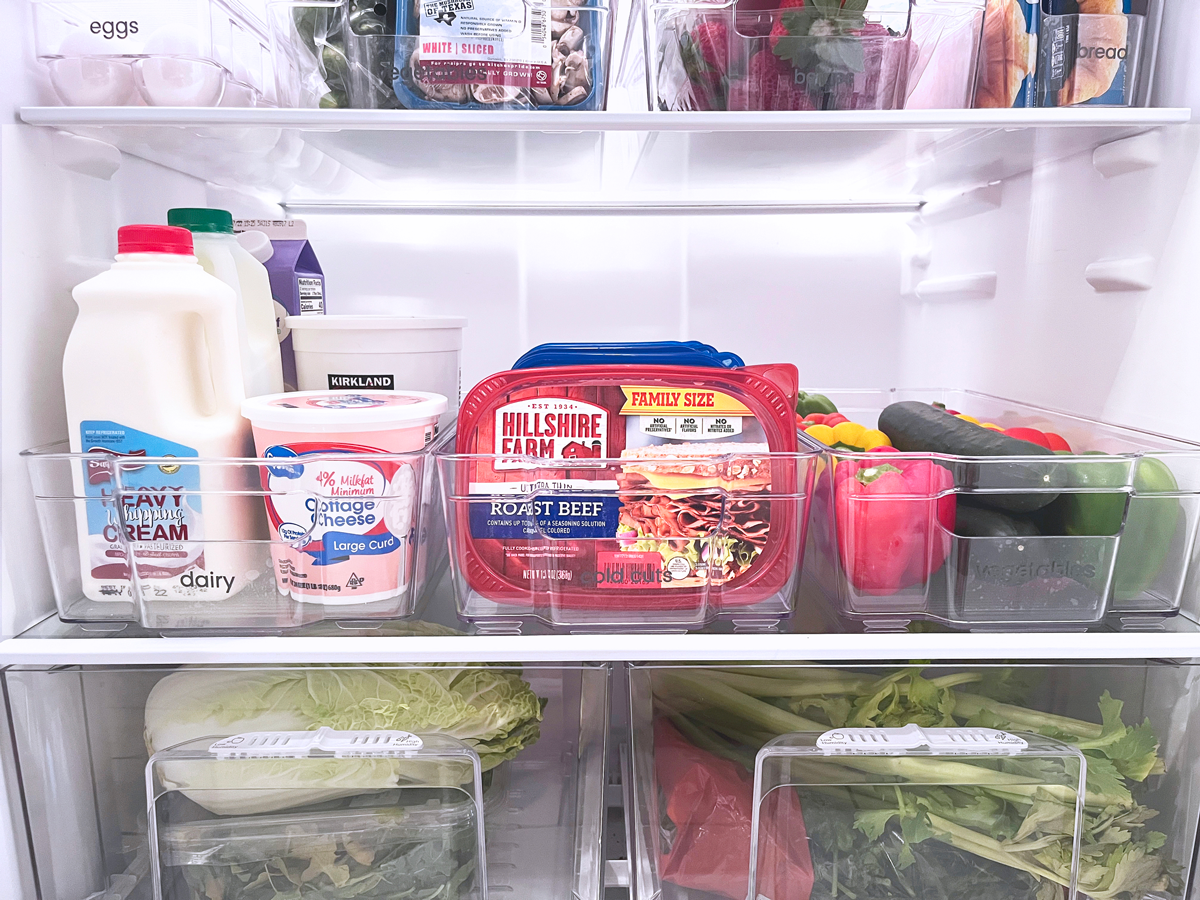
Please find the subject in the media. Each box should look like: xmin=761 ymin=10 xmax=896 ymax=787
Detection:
xmin=167 ymin=208 xmax=234 ymax=235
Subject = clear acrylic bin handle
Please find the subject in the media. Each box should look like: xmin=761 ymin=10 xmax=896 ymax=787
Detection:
xmin=815 ymin=724 xmax=1028 ymax=755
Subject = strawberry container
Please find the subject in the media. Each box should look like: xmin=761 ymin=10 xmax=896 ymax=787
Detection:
xmin=800 ymin=389 xmax=1200 ymax=631
xmin=646 ymin=0 xmax=986 ymax=111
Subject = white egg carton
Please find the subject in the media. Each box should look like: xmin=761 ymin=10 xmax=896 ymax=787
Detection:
xmin=31 ymin=0 xmax=278 ymax=107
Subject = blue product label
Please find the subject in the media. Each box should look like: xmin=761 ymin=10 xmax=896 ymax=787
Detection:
xmin=261 ymin=443 xmax=412 ymax=569
xmin=469 ymin=495 xmax=622 ymax=540
xmin=80 ymin=421 xmax=202 ymax=586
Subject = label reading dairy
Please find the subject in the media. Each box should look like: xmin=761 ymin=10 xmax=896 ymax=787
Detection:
xmin=79 ymin=420 xmax=203 ymax=596
xmin=261 ymin=443 xmax=415 ymax=604
xmin=297 ymin=276 xmax=324 ymax=314
xmin=415 ymin=0 xmax=552 ymax=88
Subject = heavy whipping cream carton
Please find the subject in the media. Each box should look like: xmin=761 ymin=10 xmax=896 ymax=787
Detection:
xmin=242 ymin=391 xmax=447 ymax=604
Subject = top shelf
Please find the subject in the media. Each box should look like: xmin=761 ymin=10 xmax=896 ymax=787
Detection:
xmin=18 ymin=107 xmax=1195 ymax=207
xmin=19 ymin=106 xmax=1193 ymax=131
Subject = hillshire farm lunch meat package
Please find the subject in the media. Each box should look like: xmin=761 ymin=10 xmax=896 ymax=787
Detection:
xmin=451 ymin=364 xmax=804 ymax=610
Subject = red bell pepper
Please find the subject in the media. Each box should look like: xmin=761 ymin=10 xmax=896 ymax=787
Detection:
xmin=834 ymin=450 xmax=956 ymax=595
xmin=655 ymin=719 xmax=814 ymax=900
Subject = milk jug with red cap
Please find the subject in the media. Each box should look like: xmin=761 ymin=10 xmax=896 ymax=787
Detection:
xmin=63 ymin=224 xmax=258 ymax=604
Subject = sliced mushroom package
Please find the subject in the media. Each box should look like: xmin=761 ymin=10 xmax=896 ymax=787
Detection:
xmin=393 ymin=0 xmax=611 ymax=109
xmin=442 ymin=352 xmax=817 ymax=629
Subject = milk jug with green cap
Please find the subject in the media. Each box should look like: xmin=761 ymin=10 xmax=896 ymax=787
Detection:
xmin=168 ymin=207 xmax=284 ymax=398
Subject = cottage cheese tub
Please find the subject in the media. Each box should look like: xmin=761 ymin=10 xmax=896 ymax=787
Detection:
xmin=241 ymin=391 xmax=447 ymax=606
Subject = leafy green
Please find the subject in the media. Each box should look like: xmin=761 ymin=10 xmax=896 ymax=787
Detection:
xmin=655 ymin=666 xmax=1181 ymax=900
xmin=146 ymin=666 xmax=544 ymax=815
xmin=176 ymin=806 xmax=478 ymax=900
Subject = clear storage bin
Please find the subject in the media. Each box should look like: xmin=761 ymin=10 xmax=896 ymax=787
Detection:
xmin=629 ymin=662 xmax=1200 ymax=900
xmin=31 ymin=0 xmax=277 ymax=107
xmin=22 ymin=429 xmax=451 ymax=631
xmin=800 ymin=389 xmax=1200 ymax=631
xmin=1036 ymin=12 xmax=1145 ymax=108
xmin=5 ymin=662 xmax=609 ymax=900
xmin=645 ymin=0 xmax=985 ymax=111
xmin=269 ymin=0 xmax=612 ymax=109
xmin=149 ymin=730 xmax=489 ymax=900
xmin=438 ymin=449 xmax=817 ymax=631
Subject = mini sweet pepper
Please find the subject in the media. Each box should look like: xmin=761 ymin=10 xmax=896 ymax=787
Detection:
xmin=834 ymin=449 xmax=956 ymax=595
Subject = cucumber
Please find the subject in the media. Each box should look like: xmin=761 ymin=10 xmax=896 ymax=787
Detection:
xmin=955 ymin=503 xmax=1042 ymax=538
xmin=878 ymin=401 xmax=1060 ymax=513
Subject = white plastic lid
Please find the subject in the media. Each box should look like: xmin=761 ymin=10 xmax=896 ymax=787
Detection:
xmin=285 ymin=315 xmax=467 ymax=331
xmin=241 ymin=390 xmax=448 ymax=430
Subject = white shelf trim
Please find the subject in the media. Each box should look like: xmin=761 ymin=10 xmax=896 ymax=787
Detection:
xmin=18 ymin=107 xmax=1194 ymax=133
xmin=2 ymin=631 xmax=1198 ymax=665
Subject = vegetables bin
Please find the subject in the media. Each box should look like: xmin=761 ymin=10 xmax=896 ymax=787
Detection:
xmin=31 ymin=0 xmax=277 ymax=107
xmin=269 ymin=0 xmax=613 ymax=109
xmin=21 ymin=428 xmax=452 ymax=631
xmin=645 ymin=0 xmax=986 ymax=112
xmin=4 ymin=662 xmax=610 ymax=900
xmin=628 ymin=661 xmax=1200 ymax=900
xmin=437 ymin=449 xmax=818 ymax=632
xmin=800 ymin=389 xmax=1200 ymax=631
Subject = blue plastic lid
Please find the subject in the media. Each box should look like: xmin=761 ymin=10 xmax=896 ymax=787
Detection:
xmin=512 ymin=341 xmax=744 ymax=370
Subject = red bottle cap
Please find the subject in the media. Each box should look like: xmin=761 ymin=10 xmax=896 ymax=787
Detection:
xmin=117 ymin=225 xmax=194 ymax=255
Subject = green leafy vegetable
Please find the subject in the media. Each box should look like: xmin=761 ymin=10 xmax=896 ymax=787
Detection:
xmin=653 ymin=666 xmax=1182 ymax=900
xmin=146 ymin=666 xmax=545 ymax=815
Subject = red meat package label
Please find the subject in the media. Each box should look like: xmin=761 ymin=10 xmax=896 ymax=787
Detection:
xmin=593 ymin=551 xmax=663 ymax=589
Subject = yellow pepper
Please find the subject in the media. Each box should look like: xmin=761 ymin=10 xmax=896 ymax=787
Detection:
xmin=807 ymin=421 xmax=892 ymax=452
xmin=956 ymin=414 xmax=981 ymax=425
xmin=857 ymin=429 xmax=892 ymax=450
xmin=831 ymin=421 xmax=867 ymax=447
xmin=805 ymin=424 xmax=836 ymax=446
xmin=981 ymin=423 xmax=1003 ymax=431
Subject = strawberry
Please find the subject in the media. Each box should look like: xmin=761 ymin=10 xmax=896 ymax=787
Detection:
xmin=692 ymin=19 xmax=729 ymax=76
xmin=730 ymin=48 xmax=815 ymax=110
xmin=768 ymin=0 xmax=804 ymax=50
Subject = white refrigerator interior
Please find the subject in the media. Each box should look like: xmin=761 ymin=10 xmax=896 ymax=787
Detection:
xmin=7 ymin=0 xmax=1200 ymax=897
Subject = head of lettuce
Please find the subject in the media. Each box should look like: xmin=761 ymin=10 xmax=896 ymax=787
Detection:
xmin=145 ymin=665 xmax=546 ymax=815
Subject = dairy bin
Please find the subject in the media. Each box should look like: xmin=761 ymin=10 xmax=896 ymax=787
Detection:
xmin=627 ymin=661 xmax=1200 ymax=900
xmin=30 ymin=0 xmax=277 ymax=106
xmin=797 ymin=389 xmax=1200 ymax=632
xmin=20 ymin=427 xmax=454 ymax=631
xmin=3 ymin=662 xmax=609 ymax=900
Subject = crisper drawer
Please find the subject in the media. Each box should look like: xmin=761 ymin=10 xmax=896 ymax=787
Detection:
xmin=3 ymin=662 xmax=609 ymax=900
xmin=628 ymin=661 xmax=1200 ymax=900
xmin=800 ymin=389 xmax=1200 ymax=630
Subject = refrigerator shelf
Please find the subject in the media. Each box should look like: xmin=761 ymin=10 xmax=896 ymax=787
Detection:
xmin=17 ymin=106 xmax=1191 ymax=204
xmin=20 ymin=105 xmax=1192 ymax=130
xmin=7 ymin=617 xmax=1200 ymax=665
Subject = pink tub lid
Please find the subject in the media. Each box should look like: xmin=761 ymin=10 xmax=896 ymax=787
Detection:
xmin=242 ymin=390 xmax=448 ymax=430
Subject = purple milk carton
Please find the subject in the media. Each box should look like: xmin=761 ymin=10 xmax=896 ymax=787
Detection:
xmin=233 ymin=218 xmax=325 ymax=390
